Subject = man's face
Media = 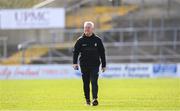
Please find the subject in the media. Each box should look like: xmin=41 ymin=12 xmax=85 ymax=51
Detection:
xmin=84 ymin=24 xmax=93 ymax=36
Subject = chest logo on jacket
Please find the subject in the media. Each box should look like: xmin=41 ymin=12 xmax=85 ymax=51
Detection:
xmin=94 ymin=43 xmax=97 ymax=47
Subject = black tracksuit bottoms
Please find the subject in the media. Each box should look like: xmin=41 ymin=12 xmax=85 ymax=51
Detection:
xmin=80 ymin=66 xmax=99 ymax=100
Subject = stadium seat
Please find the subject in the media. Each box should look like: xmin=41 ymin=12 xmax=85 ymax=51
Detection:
xmin=66 ymin=5 xmax=138 ymax=30
xmin=1 ymin=45 xmax=48 ymax=65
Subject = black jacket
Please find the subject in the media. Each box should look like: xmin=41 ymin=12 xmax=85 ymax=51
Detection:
xmin=73 ymin=33 xmax=106 ymax=68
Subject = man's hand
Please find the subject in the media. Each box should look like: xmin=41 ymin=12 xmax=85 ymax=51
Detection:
xmin=73 ymin=64 xmax=79 ymax=70
xmin=101 ymin=67 xmax=106 ymax=72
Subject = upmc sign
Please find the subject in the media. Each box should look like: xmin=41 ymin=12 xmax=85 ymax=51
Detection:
xmin=0 ymin=8 xmax=65 ymax=29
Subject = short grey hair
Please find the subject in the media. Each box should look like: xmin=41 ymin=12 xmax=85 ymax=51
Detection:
xmin=84 ymin=21 xmax=94 ymax=28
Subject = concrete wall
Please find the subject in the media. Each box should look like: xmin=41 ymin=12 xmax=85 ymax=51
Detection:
xmin=0 ymin=29 xmax=64 ymax=46
xmin=0 ymin=30 xmax=37 ymax=45
xmin=123 ymin=0 xmax=169 ymax=5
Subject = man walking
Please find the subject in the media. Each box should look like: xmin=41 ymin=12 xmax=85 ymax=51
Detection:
xmin=73 ymin=21 xmax=106 ymax=106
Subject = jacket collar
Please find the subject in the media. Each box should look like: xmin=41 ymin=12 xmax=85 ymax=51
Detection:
xmin=83 ymin=33 xmax=95 ymax=38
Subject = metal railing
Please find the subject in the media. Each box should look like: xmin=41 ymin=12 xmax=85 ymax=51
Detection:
xmin=13 ymin=26 xmax=180 ymax=64
xmin=1 ymin=26 xmax=179 ymax=64
xmin=0 ymin=37 xmax=7 ymax=59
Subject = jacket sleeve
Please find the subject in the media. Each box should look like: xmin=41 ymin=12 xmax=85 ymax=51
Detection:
xmin=98 ymin=39 xmax=106 ymax=68
xmin=73 ymin=39 xmax=81 ymax=64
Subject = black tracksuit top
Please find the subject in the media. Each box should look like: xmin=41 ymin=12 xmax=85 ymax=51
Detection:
xmin=73 ymin=33 xmax=106 ymax=68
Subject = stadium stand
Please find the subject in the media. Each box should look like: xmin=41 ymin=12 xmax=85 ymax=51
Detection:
xmin=66 ymin=5 xmax=138 ymax=30
xmin=0 ymin=0 xmax=43 ymax=8
xmin=1 ymin=45 xmax=49 ymax=65
xmin=0 ymin=0 xmax=180 ymax=64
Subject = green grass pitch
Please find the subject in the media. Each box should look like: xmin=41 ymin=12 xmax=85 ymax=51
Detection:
xmin=0 ymin=78 xmax=179 ymax=111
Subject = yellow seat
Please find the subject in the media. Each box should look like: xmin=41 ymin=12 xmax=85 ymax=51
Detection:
xmin=1 ymin=45 xmax=48 ymax=65
xmin=66 ymin=5 xmax=138 ymax=30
